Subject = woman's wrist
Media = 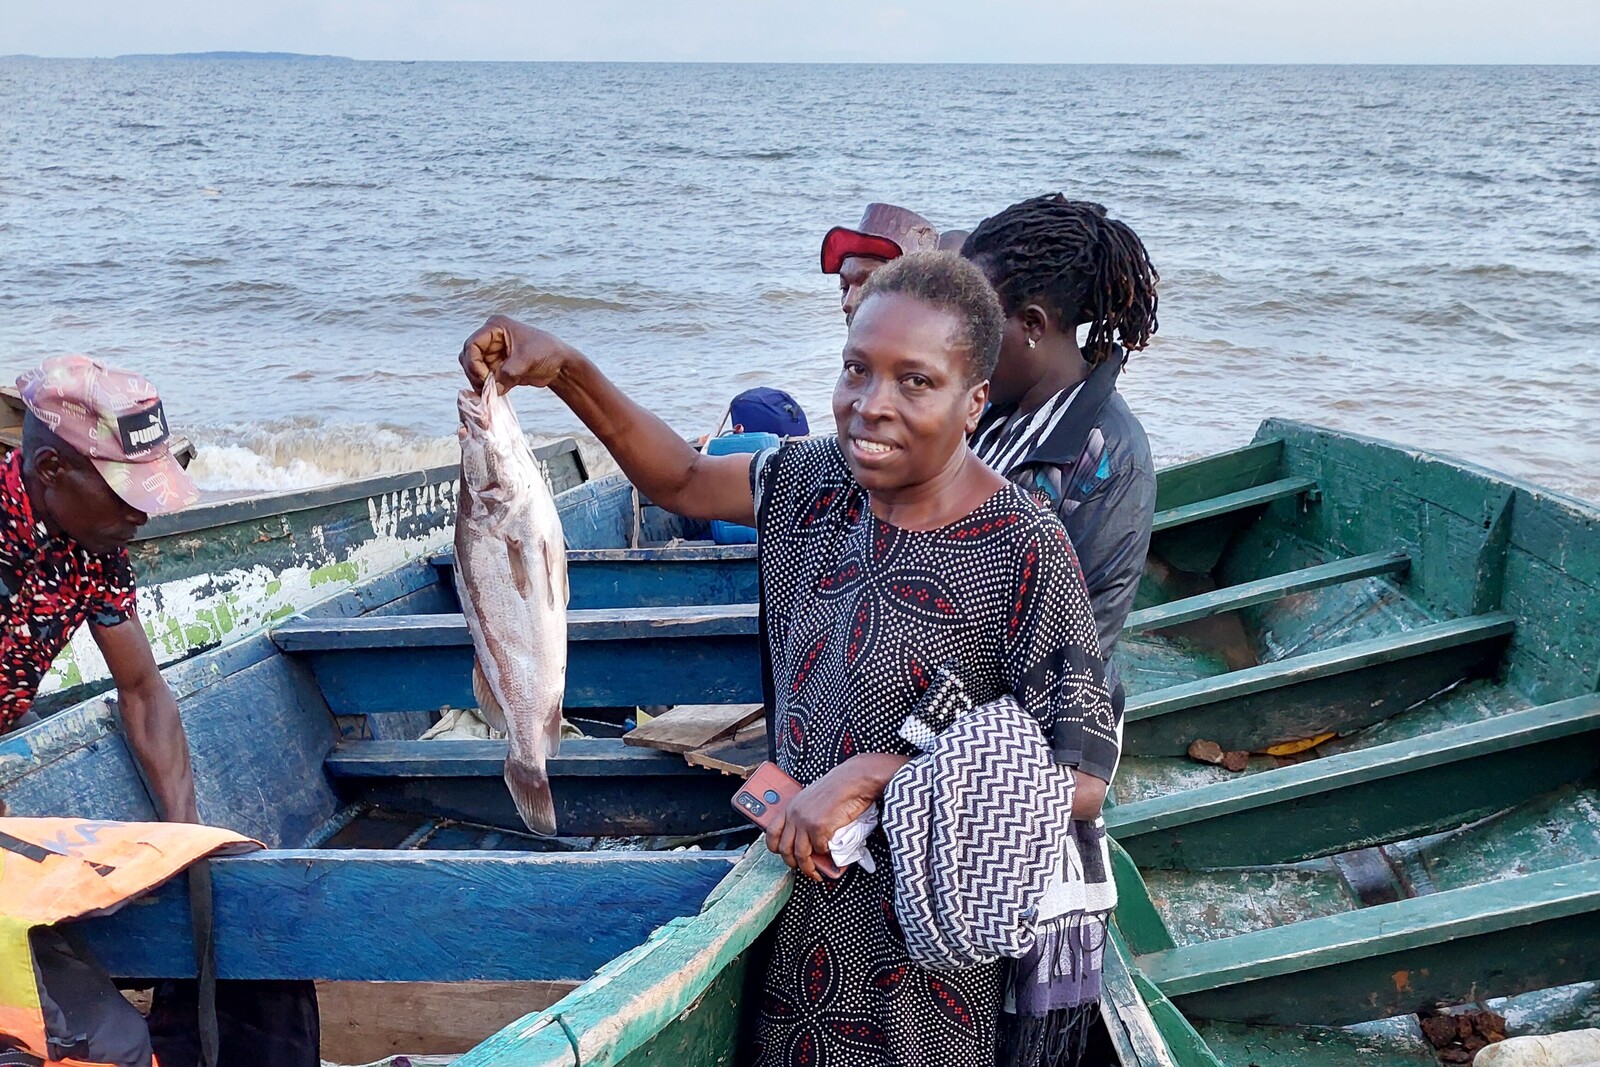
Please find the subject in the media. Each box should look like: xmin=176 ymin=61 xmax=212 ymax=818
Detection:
xmin=843 ymin=752 xmax=912 ymax=798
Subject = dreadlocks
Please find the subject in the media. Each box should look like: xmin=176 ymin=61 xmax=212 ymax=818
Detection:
xmin=961 ymin=195 xmax=1159 ymax=366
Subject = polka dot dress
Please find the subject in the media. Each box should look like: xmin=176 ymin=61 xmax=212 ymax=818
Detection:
xmin=750 ymin=438 xmax=1117 ymax=1067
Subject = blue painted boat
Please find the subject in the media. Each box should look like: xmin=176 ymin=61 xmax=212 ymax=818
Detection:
xmin=3 ymin=420 xmax=1597 ymax=1065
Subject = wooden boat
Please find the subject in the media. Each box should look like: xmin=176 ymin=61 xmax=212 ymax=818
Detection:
xmin=445 ymin=419 xmax=1600 ymax=1065
xmin=3 ymin=420 xmax=1596 ymax=1064
xmin=30 ymin=437 xmax=587 ymax=713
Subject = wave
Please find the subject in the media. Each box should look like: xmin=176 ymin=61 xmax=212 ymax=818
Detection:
xmin=185 ymin=420 xmax=614 ymax=493
xmin=418 ymin=272 xmax=636 ymax=312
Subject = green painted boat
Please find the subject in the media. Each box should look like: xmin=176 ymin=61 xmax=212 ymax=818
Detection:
xmin=444 ymin=419 xmax=1600 ymax=1067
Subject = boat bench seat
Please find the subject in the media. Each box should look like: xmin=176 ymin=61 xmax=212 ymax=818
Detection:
xmin=1109 ymin=694 xmax=1600 ymax=867
xmin=1134 ymin=858 xmax=1600 ymax=1027
xmin=321 ymin=738 xmax=740 ymax=838
xmin=429 ymin=548 xmax=760 ymax=610
xmin=270 ymin=607 xmax=762 ymax=714
xmin=69 ymin=848 xmax=740 ymax=983
xmin=1124 ymin=612 xmax=1515 ymax=755
xmin=1151 ymin=475 xmax=1317 ymax=534
xmin=1124 ymin=549 xmax=1410 ymax=635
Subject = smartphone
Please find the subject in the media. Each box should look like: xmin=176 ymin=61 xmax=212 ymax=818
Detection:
xmin=732 ymin=761 xmax=844 ymax=879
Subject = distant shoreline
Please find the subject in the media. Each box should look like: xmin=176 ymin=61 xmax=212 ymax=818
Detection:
xmin=113 ymin=51 xmax=354 ymax=62
xmin=0 ymin=51 xmax=354 ymax=62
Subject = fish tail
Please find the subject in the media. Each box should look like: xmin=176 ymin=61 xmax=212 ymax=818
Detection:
xmin=505 ymin=757 xmax=557 ymax=837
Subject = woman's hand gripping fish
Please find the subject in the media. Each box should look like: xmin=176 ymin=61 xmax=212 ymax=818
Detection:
xmin=455 ymin=378 xmax=569 ymax=835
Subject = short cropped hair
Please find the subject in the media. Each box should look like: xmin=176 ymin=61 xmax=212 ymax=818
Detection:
xmin=856 ymin=251 xmax=1005 ymax=384
xmin=20 ymin=411 xmax=89 ymax=473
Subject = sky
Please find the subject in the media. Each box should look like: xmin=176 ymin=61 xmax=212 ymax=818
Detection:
xmin=2 ymin=0 xmax=1597 ymax=64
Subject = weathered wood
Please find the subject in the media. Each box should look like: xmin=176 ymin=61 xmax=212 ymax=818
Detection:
xmin=275 ymin=609 xmax=762 ymax=714
xmin=685 ymin=723 xmax=768 ymax=777
xmin=1136 ymin=859 xmax=1600 ymax=1026
xmin=1123 ymin=613 xmax=1515 ymax=755
xmin=453 ymin=846 xmax=792 ymax=1067
xmin=317 ymin=980 xmax=578 ymax=1063
xmin=323 ymin=739 xmax=743 ymax=836
xmin=434 ymin=544 xmax=759 ymax=611
xmin=1109 ymin=695 xmax=1600 ymax=868
xmin=1109 ymin=838 xmax=1177 ymax=955
xmin=1151 ymin=476 xmax=1316 ymax=535
xmin=624 ymin=704 xmax=763 ymax=754
xmin=74 ymin=849 xmax=740 ymax=982
xmin=1153 ymin=439 xmax=1284 ymax=513
xmin=273 ymin=606 xmax=759 ymax=650
xmin=1105 ymin=930 xmax=1224 ymax=1067
xmin=1125 ymin=550 xmax=1411 ymax=635
xmin=1259 ymin=418 xmax=1600 ymax=701
xmin=2 ymin=629 xmax=342 ymax=847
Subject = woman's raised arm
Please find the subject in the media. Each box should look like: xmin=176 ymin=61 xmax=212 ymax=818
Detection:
xmin=461 ymin=315 xmax=757 ymax=525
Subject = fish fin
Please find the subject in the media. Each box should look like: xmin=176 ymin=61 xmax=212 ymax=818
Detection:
xmin=504 ymin=757 xmax=557 ymax=836
xmin=506 ymin=537 xmax=533 ymax=599
xmin=541 ymin=538 xmax=569 ymax=608
xmin=543 ymin=704 xmax=567 ymax=759
xmin=471 ymin=662 xmax=510 ymax=735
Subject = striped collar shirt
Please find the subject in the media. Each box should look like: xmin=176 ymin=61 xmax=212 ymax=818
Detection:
xmin=970 ymin=383 xmax=1084 ymax=475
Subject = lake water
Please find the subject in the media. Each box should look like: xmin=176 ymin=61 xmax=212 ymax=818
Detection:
xmin=2 ymin=59 xmax=1597 ymax=500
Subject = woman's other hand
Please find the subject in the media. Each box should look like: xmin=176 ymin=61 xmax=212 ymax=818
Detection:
xmin=766 ymin=753 xmax=909 ymax=882
xmin=460 ymin=315 xmax=574 ymax=392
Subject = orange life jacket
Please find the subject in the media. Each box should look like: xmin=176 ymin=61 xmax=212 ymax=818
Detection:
xmin=0 ymin=818 xmax=260 ymax=1066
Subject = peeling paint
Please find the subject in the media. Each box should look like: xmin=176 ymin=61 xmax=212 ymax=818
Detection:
xmin=38 ymin=484 xmax=460 ymax=699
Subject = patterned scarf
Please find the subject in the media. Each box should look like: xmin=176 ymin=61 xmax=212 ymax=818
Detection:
xmin=882 ymin=673 xmax=1116 ymax=1066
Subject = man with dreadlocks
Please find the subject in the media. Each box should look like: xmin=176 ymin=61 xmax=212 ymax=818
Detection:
xmin=958 ymin=194 xmax=1158 ymax=1066
xmin=962 ymin=195 xmax=1158 ymax=668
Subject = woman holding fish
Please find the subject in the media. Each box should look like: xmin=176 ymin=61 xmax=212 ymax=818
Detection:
xmin=461 ymin=251 xmax=1117 ymax=1067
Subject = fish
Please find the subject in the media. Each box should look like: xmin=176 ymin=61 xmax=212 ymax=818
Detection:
xmin=454 ymin=378 xmax=570 ymax=836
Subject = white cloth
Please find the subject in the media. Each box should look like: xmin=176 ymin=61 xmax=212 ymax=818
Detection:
xmin=827 ymin=806 xmax=879 ymax=873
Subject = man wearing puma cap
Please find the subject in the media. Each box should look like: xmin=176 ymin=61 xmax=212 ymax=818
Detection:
xmin=820 ymin=202 xmax=943 ymax=323
xmin=2 ymin=354 xmax=199 ymax=821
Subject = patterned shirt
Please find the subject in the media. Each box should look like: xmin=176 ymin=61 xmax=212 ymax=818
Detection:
xmin=0 ymin=452 xmax=137 ymax=731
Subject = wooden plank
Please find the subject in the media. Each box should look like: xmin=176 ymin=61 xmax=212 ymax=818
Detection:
xmin=624 ymin=704 xmax=763 ymax=754
xmin=1153 ymin=438 xmax=1284 ymax=513
xmin=1125 ymin=550 xmax=1411 ymax=634
xmin=74 ymin=849 xmax=740 ymax=982
xmin=685 ymin=723 xmax=768 ymax=777
xmin=1137 ymin=859 xmax=1600 ymax=1026
xmin=318 ymin=980 xmax=578 ymax=1063
xmin=1151 ymin=476 xmax=1317 ymax=534
xmin=454 ymin=846 xmax=792 ymax=1067
xmin=1123 ymin=613 xmax=1515 ymax=755
xmin=326 ymin=738 xmax=710 ymax=778
xmin=1101 ymin=931 xmax=1181 ymax=1067
xmin=278 ymin=610 xmax=762 ymax=715
xmin=323 ymin=738 xmax=742 ymax=836
xmin=1109 ymin=695 xmax=1600 ymax=868
xmin=271 ymin=605 xmax=759 ymax=650
xmin=432 ymin=545 xmax=758 ymax=611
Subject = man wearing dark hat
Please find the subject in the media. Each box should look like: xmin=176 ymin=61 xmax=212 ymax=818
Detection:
xmin=3 ymin=354 xmax=200 ymax=822
xmin=819 ymin=202 xmax=942 ymax=323
xmin=728 ymin=387 xmax=809 ymax=437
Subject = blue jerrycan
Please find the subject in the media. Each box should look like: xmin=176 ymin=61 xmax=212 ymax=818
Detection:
xmin=705 ymin=431 xmax=780 ymax=544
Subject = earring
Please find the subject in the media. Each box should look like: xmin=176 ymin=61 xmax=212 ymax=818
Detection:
xmin=1027 ymin=337 xmax=1037 ymax=349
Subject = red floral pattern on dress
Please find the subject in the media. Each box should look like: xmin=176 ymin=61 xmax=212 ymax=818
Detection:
xmin=0 ymin=453 xmax=137 ymax=731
